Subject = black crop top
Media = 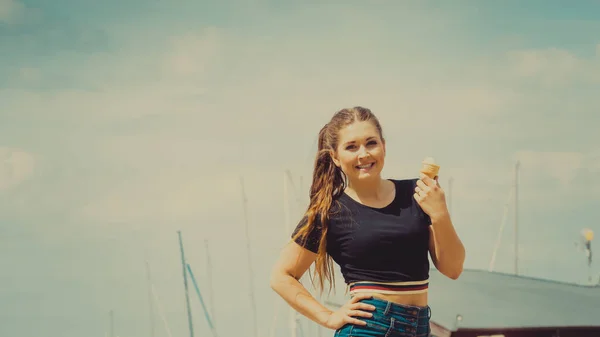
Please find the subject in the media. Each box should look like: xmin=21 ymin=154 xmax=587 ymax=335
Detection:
xmin=291 ymin=178 xmax=432 ymax=285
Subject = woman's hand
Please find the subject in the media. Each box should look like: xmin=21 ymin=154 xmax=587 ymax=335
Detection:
xmin=414 ymin=173 xmax=449 ymax=221
xmin=323 ymin=293 xmax=376 ymax=330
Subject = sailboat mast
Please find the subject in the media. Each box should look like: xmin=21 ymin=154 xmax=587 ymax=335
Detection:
xmin=178 ymin=230 xmax=195 ymax=337
xmin=148 ymin=272 xmax=175 ymax=337
xmin=145 ymin=260 xmax=156 ymax=337
xmin=240 ymin=176 xmax=259 ymax=337
xmin=205 ymin=239 xmax=216 ymax=330
xmin=514 ymin=160 xmax=520 ymax=276
xmin=187 ymin=263 xmax=219 ymax=337
xmin=283 ymin=171 xmax=298 ymax=337
xmin=299 ymin=176 xmax=304 ymax=201
xmin=448 ymin=177 xmax=454 ymax=215
xmin=109 ymin=310 xmax=115 ymax=337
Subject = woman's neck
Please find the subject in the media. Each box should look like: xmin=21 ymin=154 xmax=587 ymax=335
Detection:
xmin=346 ymin=177 xmax=388 ymax=200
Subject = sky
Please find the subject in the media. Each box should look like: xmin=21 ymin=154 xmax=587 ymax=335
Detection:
xmin=1 ymin=0 xmax=600 ymax=336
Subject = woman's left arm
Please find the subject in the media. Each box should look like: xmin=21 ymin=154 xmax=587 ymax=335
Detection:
xmin=428 ymin=211 xmax=465 ymax=279
xmin=414 ymin=174 xmax=465 ymax=280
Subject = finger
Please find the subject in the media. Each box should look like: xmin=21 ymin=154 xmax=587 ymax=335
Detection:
xmin=419 ymin=173 xmax=435 ymax=186
xmin=350 ymin=293 xmax=372 ymax=303
xmin=348 ymin=309 xmax=373 ymax=318
xmin=413 ymin=193 xmax=422 ymax=203
xmin=352 ymin=302 xmax=377 ymax=311
xmin=416 ymin=179 xmax=427 ymax=191
xmin=345 ymin=316 xmax=367 ymax=326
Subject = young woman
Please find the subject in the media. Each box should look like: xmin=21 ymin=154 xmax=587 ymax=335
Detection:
xmin=270 ymin=107 xmax=465 ymax=336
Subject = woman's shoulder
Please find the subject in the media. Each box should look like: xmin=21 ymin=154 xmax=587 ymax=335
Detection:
xmin=389 ymin=177 xmax=432 ymax=224
xmin=388 ymin=177 xmax=419 ymax=190
xmin=388 ymin=177 xmax=421 ymax=203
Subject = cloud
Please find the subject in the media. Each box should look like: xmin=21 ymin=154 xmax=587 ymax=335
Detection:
xmin=2 ymin=27 xmax=596 ymax=230
xmin=0 ymin=0 xmax=23 ymax=24
xmin=74 ymin=166 xmax=286 ymax=228
xmin=513 ymin=150 xmax=600 ymax=195
xmin=586 ymin=151 xmax=600 ymax=172
xmin=1 ymin=27 xmax=221 ymax=124
xmin=514 ymin=150 xmax=584 ymax=187
xmin=0 ymin=83 xmax=208 ymax=124
xmin=479 ymin=150 xmax=600 ymax=219
xmin=75 ymin=171 xmax=237 ymax=225
xmin=508 ymin=48 xmax=578 ymax=82
xmin=505 ymin=45 xmax=600 ymax=86
xmin=0 ymin=146 xmax=35 ymax=191
xmin=18 ymin=67 xmax=41 ymax=83
xmin=163 ymin=26 xmax=221 ymax=77
xmin=0 ymin=2 xmax=597 ymax=236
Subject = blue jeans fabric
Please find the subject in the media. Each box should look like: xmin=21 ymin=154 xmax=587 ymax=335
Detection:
xmin=334 ymin=297 xmax=431 ymax=337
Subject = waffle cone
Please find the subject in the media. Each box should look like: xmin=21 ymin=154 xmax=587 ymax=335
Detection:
xmin=420 ymin=163 xmax=440 ymax=179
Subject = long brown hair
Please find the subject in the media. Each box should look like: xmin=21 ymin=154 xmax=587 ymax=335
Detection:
xmin=293 ymin=106 xmax=383 ymax=294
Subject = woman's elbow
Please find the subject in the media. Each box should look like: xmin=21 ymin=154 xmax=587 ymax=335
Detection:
xmin=444 ymin=265 xmax=463 ymax=280
xmin=436 ymin=263 xmax=462 ymax=280
xmin=269 ymin=266 xmax=290 ymax=293
xmin=447 ymin=257 xmax=465 ymax=280
xmin=437 ymin=254 xmax=465 ymax=280
xmin=269 ymin=268 xmax=282 ymax=291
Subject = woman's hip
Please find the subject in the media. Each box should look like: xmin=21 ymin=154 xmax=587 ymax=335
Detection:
xmin=334 ymin=297 xmax=431 ymax=337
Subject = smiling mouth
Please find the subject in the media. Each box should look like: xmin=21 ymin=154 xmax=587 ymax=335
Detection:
xmin=356 ymin=162 xmax=375 ymax=170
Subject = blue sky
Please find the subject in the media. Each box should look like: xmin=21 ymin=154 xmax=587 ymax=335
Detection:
xmin=1 ymin=0 xmax=600 ymax=336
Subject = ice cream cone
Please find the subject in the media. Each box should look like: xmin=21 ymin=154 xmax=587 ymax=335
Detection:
xmin=420 ymin=157 xmax=440 ymax=179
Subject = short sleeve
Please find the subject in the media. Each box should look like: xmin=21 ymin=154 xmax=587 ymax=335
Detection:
xmin=291 ymin=213 xmax=323 ymax=253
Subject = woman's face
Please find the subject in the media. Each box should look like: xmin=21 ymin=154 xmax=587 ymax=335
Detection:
xmin=331 ymin=120 xmax=385 ymax=183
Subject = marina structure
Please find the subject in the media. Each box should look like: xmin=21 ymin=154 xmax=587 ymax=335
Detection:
xmin=428 ymin=269 xmax=600 ymax=337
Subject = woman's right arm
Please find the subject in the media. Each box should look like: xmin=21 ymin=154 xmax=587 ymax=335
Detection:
xmin=269 ymin=241 xmax=333 ymax=327
xmin=269 ymin=241 xmax=375 ymax=330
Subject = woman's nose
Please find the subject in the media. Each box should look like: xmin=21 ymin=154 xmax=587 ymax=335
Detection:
xmin=358 ymin=146 xmax=369 ymax=158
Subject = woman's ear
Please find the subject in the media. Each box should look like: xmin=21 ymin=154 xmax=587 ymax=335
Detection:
xmin=330 ymin=150 xmax=341 ymax=167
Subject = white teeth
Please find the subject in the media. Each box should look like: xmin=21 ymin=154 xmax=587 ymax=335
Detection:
xmin=357 ymin=163 xmax=374 ymax=169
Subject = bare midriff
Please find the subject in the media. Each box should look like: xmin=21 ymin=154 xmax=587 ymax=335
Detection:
xmin=348 ymin=279 xmax=429 ymax=307
xmin=366 ymin=292 xmax=428 ymax=307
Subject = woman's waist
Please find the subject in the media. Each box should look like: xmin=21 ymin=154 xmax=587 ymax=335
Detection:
xmin=363 ymin=291 xmax=428 ymax=308
xmin=348 ymin=279 xmax=429 ymax=307
xmin=355 ymin=295 xmax=430 ymax=321
xmin=348 ymin=279 xmax=429 ymax=293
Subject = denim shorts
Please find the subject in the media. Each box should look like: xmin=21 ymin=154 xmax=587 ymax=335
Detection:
xmin=334 ymin=297 xmax=431 ymax=337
